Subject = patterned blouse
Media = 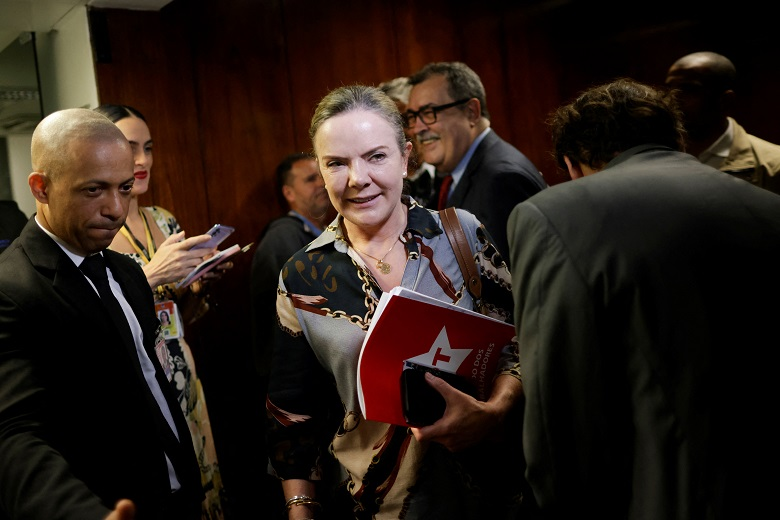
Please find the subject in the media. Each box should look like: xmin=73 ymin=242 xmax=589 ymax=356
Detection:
xmin=266 ymin=200 xmax=524 ymax=519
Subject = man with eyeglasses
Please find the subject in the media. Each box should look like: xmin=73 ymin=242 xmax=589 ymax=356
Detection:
xmin=406 ymin=61 xmax=547 ymax=265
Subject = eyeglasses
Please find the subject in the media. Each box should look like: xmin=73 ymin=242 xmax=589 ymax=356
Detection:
xmin=402 ymin=98 xmax=470 ymax=128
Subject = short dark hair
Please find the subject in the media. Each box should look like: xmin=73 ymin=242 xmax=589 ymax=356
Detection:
xmin=408 ymin=61 xmax=490 ymax=120
xmin=93 ymin=104 xmax=147 ymax=124
xmin=548 ymin=78 xmax=686 ymax=171
xmin=275 ymin=152 xmax=315 ymax=193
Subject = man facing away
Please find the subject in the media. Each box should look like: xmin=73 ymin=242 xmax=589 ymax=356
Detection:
xmin=665 ymin=51 xmax=780 ymax=194
xmin=508 ymin=78 xmax=780 ymax=519
xmin=0 ymin=108 xmax=203 ymax=519
xmin=405 ymin=61 xmax=547 ymax=264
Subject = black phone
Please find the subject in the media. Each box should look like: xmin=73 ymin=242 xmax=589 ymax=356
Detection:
xmin=400 ymin=361 xmax=476 ymax=426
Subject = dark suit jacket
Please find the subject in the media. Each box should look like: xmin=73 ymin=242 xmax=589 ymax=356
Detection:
xmin=444 ymin=129 xmax=547 ymax=265
xmin=250 ymin=213 xmax=319 ymax=379
xmin=508 ymin=145 xmax=780 ymax=519
xmin=0 ymin=219 xmax=203 ymax=519
xmin=0 ymin=201 xmax=28 ymax=255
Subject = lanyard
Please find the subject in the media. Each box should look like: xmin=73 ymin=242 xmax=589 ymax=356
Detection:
xmin=119 ymin=209 xmax=156 ymax=264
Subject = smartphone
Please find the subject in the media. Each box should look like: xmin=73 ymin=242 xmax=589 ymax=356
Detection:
xmin=400 ymin=360 xmax=476 ymax=426
xmin=192 ymin=224 xmax=235 ymax=250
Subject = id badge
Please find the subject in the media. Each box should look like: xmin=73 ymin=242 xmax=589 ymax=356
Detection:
xmin=154 ymin=300 xmax=181 ymax=340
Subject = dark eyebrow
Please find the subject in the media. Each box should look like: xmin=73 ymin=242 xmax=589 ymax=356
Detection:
xmin=408 ymin=103 xmax=435 ymax=113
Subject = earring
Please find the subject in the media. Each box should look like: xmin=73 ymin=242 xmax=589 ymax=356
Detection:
xmin=402 ymin=171 xmax=407 ymax=177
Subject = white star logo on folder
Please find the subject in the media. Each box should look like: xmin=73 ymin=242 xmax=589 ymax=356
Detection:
xmin=406 ymin=326 xmax=472 ymax=372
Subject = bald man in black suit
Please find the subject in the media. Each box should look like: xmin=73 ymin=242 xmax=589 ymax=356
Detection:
xmin=0 ymin=108 xmax=203 ymax=519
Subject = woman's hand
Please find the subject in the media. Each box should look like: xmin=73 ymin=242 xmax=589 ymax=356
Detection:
xmin=199 ymin=259 xmax=234 ymax=282
xmin=410 ymin=373 xmax=522 ymax=452
xmin=142 ymin=231 xmax=215 ymax=288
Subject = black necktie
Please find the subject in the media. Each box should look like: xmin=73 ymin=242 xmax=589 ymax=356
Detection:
xmin=80 ymin=254 xmax=187 ymax=474
xmin=80 ymin=253 xmax=135 ymax=341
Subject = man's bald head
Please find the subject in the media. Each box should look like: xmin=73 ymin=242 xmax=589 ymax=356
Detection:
xmin=667 ymin=51 xmax=737 ymax=92
xmin=665 ymin=51 xmax=738 ymax=152
xmin=28 ymin=107 xmax=135 ymax=256
xmin=32 ymin=108 xmax=129 ymax=180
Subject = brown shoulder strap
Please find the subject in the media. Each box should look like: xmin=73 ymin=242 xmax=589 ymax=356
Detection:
xmin=440 ymin=207 xmax=482 ymax=301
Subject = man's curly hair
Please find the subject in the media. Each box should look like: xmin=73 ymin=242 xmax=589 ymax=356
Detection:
xmin=548 ymin=78 xmax=687 ymax=171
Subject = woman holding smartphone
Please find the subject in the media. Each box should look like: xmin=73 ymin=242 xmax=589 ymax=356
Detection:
xmin=95 ymin=104 xmax=228 ymax=520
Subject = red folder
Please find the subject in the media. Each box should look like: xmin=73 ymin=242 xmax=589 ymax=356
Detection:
xmin=357 ymin=287 xmax=516 ymax=427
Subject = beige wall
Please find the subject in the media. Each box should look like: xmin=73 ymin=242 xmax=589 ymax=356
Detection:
xmin=7 ymin=134 xmax=34 ymax=217
xmin=6 ymin=5 xmax=98 ymax=216
xmin=36 ymin=5 xmax=99 ymax=115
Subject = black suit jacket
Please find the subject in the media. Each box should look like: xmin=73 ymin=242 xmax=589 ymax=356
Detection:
xmin=0 ymin=219 xmax=203 ymax=519
xmin=0 ymin=201 xmax=28 ymax=255
xmin=250 ymin=213 xmax=319 ymax=379
xmin=443 ymin=129 xmax=547 ymax=265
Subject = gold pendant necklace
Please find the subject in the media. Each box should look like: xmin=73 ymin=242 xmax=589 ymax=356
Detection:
xmin=353 ymin=238 xmax=399 ymax=275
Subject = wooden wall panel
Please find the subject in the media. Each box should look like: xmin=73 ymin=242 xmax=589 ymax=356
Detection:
xmin=91 ymin=7 xmax=209 ymax=235
xmin=281 ymin=0 xmax=402 ymax=151
xmin=391 ymin=0 xmax=468 ymax=71
xmin=490 ymin=4 xmax=565 ymax=184
xmin=188 ymin=0 xmax=291 ymax=241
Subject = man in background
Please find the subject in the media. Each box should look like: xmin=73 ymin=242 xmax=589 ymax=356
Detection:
xmin=251 ymin=151 xmax=331 ymax=379
xmin=0 ymin=199 xmax=28 ymax=254
xmin=0 ymin=108 xmax=203 ymax=519
xmin=666 ymin=51 xmax=780 ymax=193
xmin=508 ymin=78 xmax=779 ymax=519
xmin=406 ymin=61 xmax=547 ymax=264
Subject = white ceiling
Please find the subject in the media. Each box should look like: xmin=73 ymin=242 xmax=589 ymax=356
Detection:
xmin=0 ymin=0 xmax=174 ymax=52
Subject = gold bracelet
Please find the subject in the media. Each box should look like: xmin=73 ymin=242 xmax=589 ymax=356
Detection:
xmin=285 ymin=494 xmax=321 ymax=512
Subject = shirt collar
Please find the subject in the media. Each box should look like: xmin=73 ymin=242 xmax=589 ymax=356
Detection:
xmin=450 ymin=127 xmax=492 ymax=185
xmin=698 ymin=117 xmax=733 ymax=167
xmin=34 ymin=214 xmax=87 ymax=265
xmin=289 ymin=210 xmax=324 ymax=237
